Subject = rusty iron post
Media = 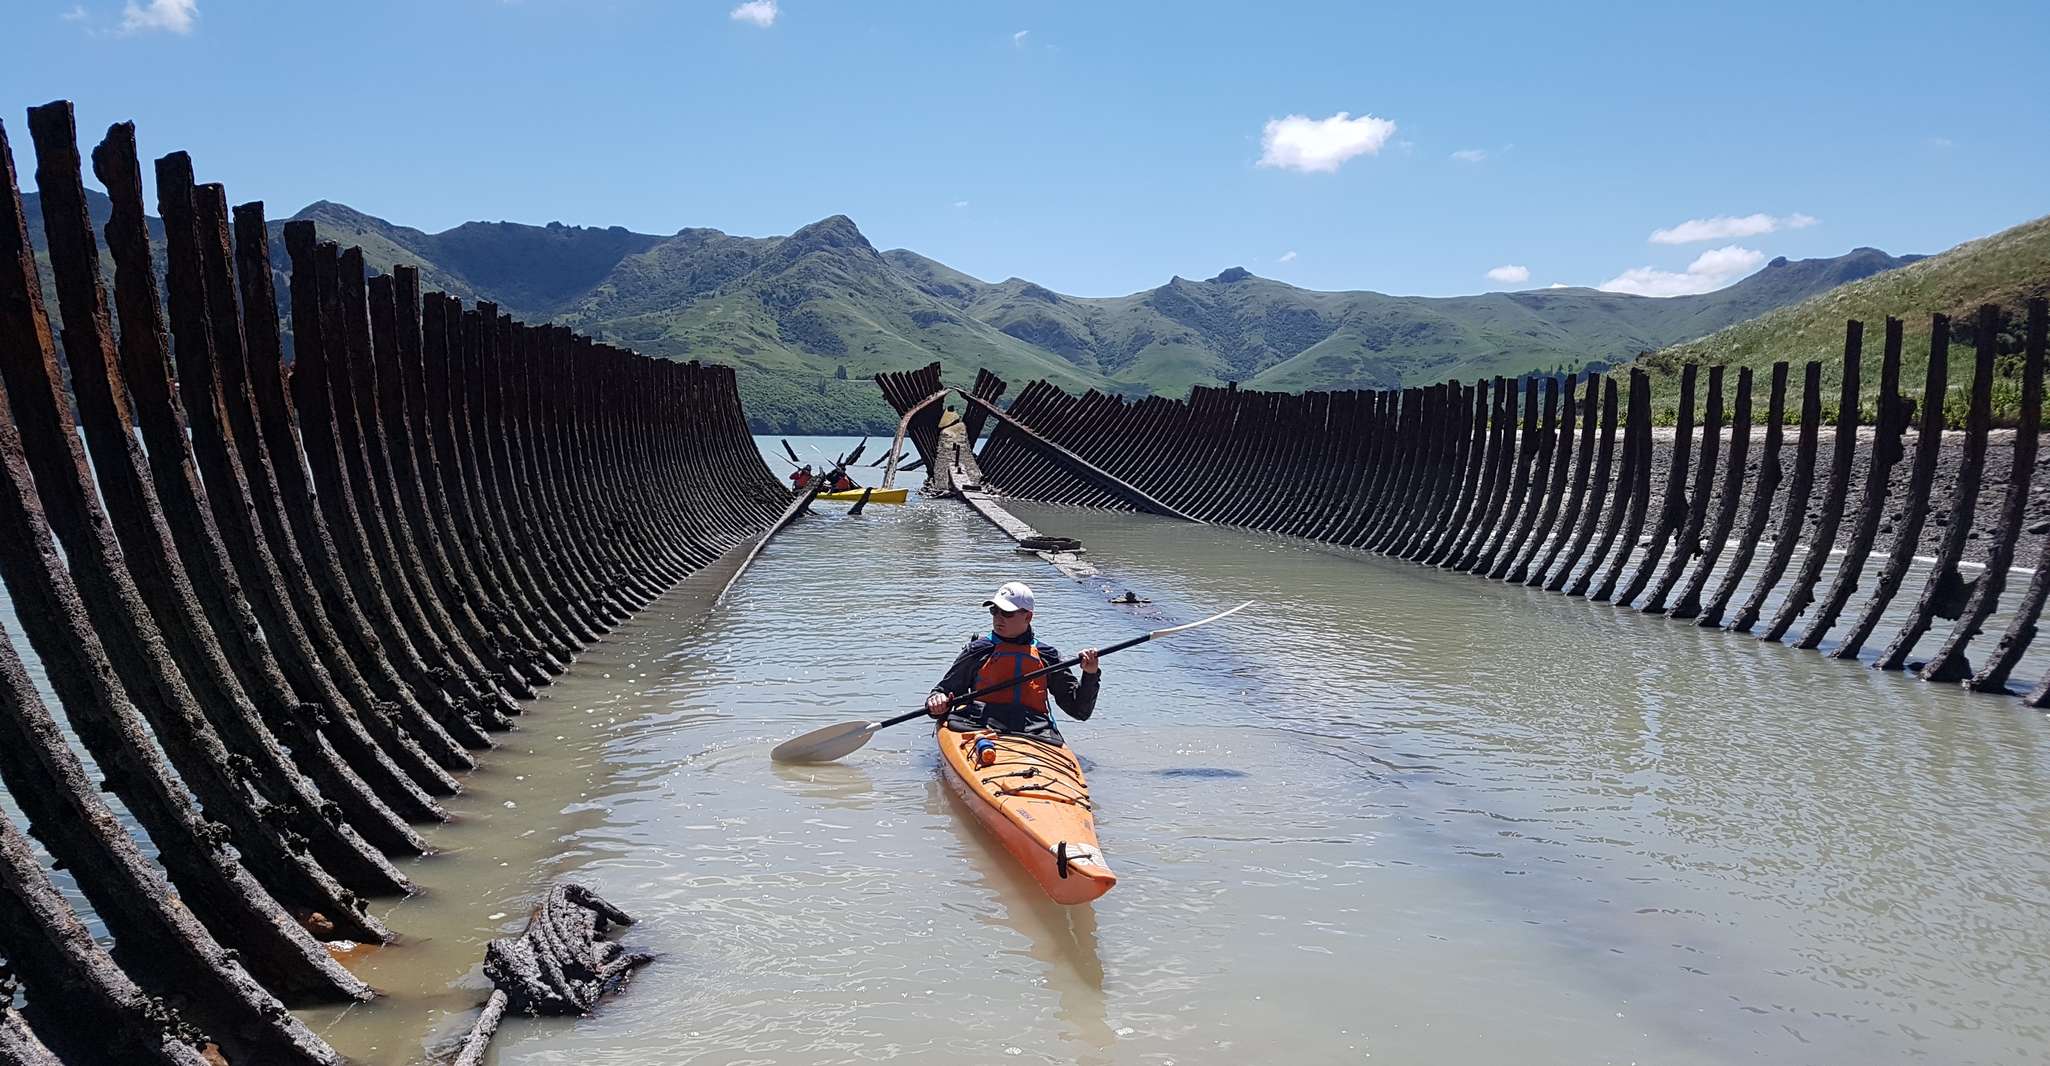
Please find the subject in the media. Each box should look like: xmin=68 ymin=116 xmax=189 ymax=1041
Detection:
xmin=1881 ymin=308 xmax=2001 ymax=671
xmin=1799 ymin=322 xmax=1906 ymax=648
xmin=1668 ymin=366 xmax=1753 ymax=620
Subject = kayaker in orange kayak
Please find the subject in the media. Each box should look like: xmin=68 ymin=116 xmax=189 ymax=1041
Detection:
xmin=925 ymin=582 xmax=1101 ymax=739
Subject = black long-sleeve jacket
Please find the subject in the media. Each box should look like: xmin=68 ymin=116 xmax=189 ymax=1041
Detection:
xmin=930 ymin=628 xmax=1099 ymax=740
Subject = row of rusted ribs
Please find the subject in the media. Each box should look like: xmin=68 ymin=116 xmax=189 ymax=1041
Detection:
xmin=881 ymin=300 xmax=2050 ymax=708
xmin=0 ymin=103 xmax=785 ymax=1065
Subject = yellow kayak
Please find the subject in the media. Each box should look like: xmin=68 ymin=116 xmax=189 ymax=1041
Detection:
xmin=815 ymin=487 xmax=907 ymax=503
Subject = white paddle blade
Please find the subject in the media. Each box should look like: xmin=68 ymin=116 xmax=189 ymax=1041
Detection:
xmin=1148 ymin=600 xmax=1252 ymax=639
xmin=770 ymin=720 xmax=882 ymax=764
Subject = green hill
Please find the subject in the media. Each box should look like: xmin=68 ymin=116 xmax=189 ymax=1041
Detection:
xmin=551 ymin=215 xmax=1110 ymax=432
xmin=889 ymin=249 xmax=1923 ymax=398
xmin=236 ymin=205 xmax=1939 ymax=430
xmin=1639 ymin=216 xmax=2050 ymax=426
xmin=25 ymin=188 xmax=1966 ymax=433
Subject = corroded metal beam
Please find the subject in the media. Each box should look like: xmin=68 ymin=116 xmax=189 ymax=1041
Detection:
xmin=1 ymin=111 xmax=365 ymax=1038
xmin=1643 ymin=364 xmax=1723 ymax=613
xmin=1729 ymin=361 xmax=1823 ymax=633
xmin=1590 ymin=371 xmax=1655 ymax=603
xmin=19 ymin=102 xmax=390 ymax=976
xmin=1799 ymin=322 xmax=1906 ymax=648
xmin=0 ymin=101 xmax=789 ymax=1065
xmin=1668 ymin=366 xmax=1752 ymax=620
xmin=1615 ymin=362 xmax=1695 ymax=607
xmin=1697 ymin=362 xmax=1787 ymax=628
xmin=1762 ymin=323 xmax=1864 ymax=641
xmin=1881 ymin=307 xmax=2000 ymax=671
xmin=1930 ymin=302 xmax=2044 ymax=683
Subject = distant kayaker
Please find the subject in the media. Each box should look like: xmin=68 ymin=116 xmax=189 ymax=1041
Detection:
xmin=829 ymin=470 xmax=858 ymax=492
xmin=925 ymin=581 xmax=1100 ymax=739
xmin=790 ymin=464 xmax=813 ymax=489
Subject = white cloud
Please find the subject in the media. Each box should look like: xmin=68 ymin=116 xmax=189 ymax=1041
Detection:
xmin=1257 ymin=112 xmax=1397 ymax=173
xmin=1599 ymin=244 xmax=1766 ymax=298
xmin=1451 ymin=148 xmax=1488 ymax=163
xmin=729 ymin=0 xmax=777 ymax=27
xmin=61 ymin=4 xmax=88 ymax=21
xmin=1648 ymin=212 xmax=1818 ymax=245
xmin=952 ymin=200 xmax=970 ymax=208
xmin=1012 ymin=29 xmax=1029 ymax=45
xmin=1486 ymin=264 xmax=1529 ymax=283
xmin=119 ymin=0 xmax=195 ymax=33
xmin=1278 ymin=250 xmax=1297 ymax=263
xmin=1546 ymin=282 xmax=1571 ymax=289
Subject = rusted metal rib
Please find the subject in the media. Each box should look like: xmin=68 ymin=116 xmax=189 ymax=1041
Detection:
xmin=1591 ymin=371 xmax=1656 ymax=603
xmin=1549 ymin=377 xmax=1620 ymax=592
xmin=958 ymin=387 xmax=1201 ymax=521
xmin=1644 ymin=364 xmax=1724 ymax=614
xmin=191 ymin=184 xmax=448 ymax=827
xmin=0 ymin=764 xmax=214 ymax=1066
xmin=19 ymin=104 xmax=393 ymax=961
xmin=1728 ymin=361 xmax=1824 ymax=633
xmin=118 ymin=141 xmax=426 ymax=868
xmin=285 ymin=227 xmax=500 ymax=747
xmin=1668 ymin=366 xmax=1753 ymax=620
xmin=1492 ymin=377 xmax=1562 ymax=580
xmin=1510 ymin=374 xmax=1583 ymax=583
xmin=1970 ymin=299 xmax=2050 ymax=692
xmin=1615 ymin=362 xmax=1697 ymax=607
xmin=1566 ymin=376 xmax=1636 ymax=596
xmin=1824 ymin=332 xmax=1943 ymax=659
xmin=235 ymin=204 xmax=477 ymax=776
xmin=1697 ymin=363 xmax=1788 ymax=628
xmin=1799 ymin=322 xmax=1906 ymax=649
xmin=1880 ymin=308 xmax=2000 ymax=671
xmin=1454 ymin=379 xmax=1521 ymax=571
xmin=1927 ymin=301 xmax=2044 ymax=684
xmin=0 ymin=112 xmax=367 ymax=1015
xmin=1761 ymin=323 xmax=1864 ymax=641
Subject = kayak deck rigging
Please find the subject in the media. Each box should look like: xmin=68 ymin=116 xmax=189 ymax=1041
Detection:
xmin=937 ymin=724 xmax=1115 ymax=905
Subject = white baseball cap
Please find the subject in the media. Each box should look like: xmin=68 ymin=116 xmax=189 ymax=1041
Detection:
xmin=983 ymin=581 xmax=1036 ymax=613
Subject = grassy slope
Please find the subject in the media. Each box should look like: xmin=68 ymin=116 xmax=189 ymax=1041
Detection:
xmin=1638 ymin=216 xmax=2050 ymax=425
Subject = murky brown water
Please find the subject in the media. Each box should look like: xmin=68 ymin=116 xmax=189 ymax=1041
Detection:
xmin=8 ymin=436 xmax=2050 ymax=1064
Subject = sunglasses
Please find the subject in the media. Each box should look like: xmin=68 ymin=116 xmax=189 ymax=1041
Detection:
xmin=989 ymin=605 xmax=1025 ymax=618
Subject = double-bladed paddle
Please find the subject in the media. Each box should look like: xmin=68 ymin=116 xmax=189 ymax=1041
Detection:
xmin=769 ymin=601 xmax=1252 ymax=764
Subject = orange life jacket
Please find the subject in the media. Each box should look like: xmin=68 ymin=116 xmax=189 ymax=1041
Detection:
xmin=974 ymin=635 xmax=1049 ymax=714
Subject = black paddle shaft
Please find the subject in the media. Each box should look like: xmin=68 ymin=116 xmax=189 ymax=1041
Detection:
xmin=877 ymin=632 xmax=1152 ymax=730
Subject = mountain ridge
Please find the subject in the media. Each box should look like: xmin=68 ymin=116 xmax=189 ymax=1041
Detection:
xmin=22 ymin=188 xmax=1956 ymax=431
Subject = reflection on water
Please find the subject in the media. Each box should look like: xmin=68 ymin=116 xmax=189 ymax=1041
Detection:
xmin=8 ymin=437 xmax=2045 ymax=1064
xmin=932 ymin=777 xmax=1113 ymax=1066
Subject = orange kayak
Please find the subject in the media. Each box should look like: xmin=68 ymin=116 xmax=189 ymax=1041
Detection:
xmin=936 ymin=725 xmax=1116 ymax=905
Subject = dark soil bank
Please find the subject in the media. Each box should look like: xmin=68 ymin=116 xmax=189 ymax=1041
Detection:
xmin=1635 ymin=428 xmax=2044 ymax=569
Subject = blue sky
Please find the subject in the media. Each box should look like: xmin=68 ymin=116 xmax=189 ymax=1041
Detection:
xmin=5 ymin=0 xmax=2044 ymax=298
